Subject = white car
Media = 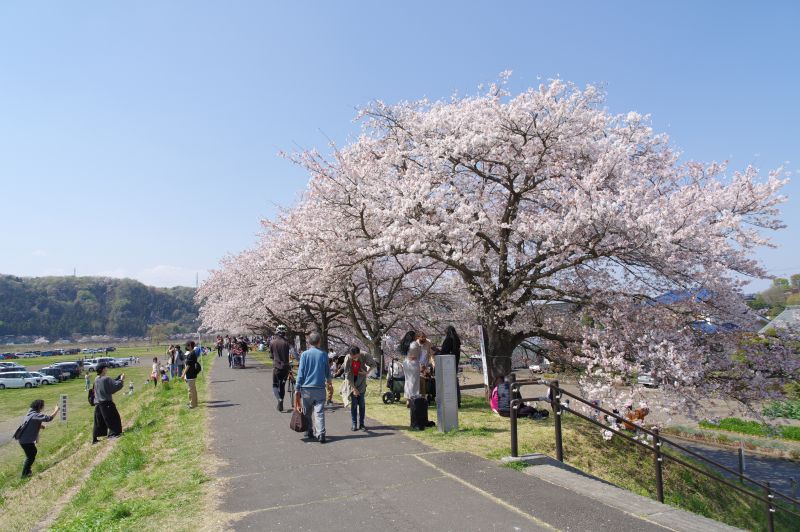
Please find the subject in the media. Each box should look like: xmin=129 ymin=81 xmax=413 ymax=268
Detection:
xmin=29 ymin=371 xmax=58 ymax=385
xmin=0 ymin=372 xmax=41 ymax=389
xmin=637 ymin=374 xmax=659 ymax=388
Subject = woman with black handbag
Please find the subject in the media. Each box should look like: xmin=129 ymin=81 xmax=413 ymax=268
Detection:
xmin=14 ymin=399 xmax=59 ymax=478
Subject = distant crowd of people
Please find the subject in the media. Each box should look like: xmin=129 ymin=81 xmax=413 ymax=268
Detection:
xmin=265 ymin=324 xmax=462 ymax=443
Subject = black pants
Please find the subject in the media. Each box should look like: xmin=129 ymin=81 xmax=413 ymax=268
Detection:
xmin=20 ymin=442 xmax=37 ymax=477
xmin=93 ymin=401 xmax=123 ymax=442
xmin=217 ymin=347 xmax=223 ymax=357
xmin=273 ymin=367 xmax=289 ymax=402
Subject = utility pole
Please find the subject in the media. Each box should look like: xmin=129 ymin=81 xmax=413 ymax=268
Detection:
xmin=196 ymin=272 xmax=201 ymax=347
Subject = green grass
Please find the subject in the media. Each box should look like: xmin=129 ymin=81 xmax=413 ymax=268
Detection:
xmin=362 ymin=384 xmax=797 ymax=532
xmin=48 ymin=355 xmax=214 ymax=531
xmin=700 ymin=417 xmax=800 ymax=442
xmin=764 ymin=399 xmax=800 ymax=420
xmin=0 ymin=363 xmax=153 ymax=529
xmin=0 ymin=354 xmax=215 ymax=531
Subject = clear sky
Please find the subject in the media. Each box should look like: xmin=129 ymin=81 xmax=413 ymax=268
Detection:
xmin=1 ymin=1 xmax=798 ymax=290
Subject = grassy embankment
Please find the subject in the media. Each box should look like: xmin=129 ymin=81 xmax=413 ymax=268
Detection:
xmin=361 ymin=379 xmax=798 ymax=532
xmin=699 ymin=417 xmax=800 ymax=441
xmin=0 ymin=351 xmax=216 ymax=531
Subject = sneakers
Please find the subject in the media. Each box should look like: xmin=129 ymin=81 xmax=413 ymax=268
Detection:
xmin=318 ymin=434 xmax=326 ymax=444
xmin=277 ymin=400 xmax=284 ymax=412
xmin=359 ymin=424 xmax=367 ymax=431
xmin=351 ymin=423 xmax=357 ymax=431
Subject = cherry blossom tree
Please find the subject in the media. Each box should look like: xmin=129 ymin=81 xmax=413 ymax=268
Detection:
xmin=200 ymin=77 xmax=793 ymax=411
xmin=318 ymin=78 xmax=790 ymax=406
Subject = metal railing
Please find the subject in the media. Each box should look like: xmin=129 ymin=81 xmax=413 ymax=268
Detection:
xmin=508 ymin=379 xmax=800 ymax=532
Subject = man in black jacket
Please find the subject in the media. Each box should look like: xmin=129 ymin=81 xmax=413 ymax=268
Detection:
xmin=92 ymin=363 xmax=125 ymax=443
xmin=270 ymin=325 xmax=291 ymax=411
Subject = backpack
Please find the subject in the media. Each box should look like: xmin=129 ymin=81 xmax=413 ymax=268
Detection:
xmin=195 ymin=361 xmax=202 ymax=374
xmin=12 ymin=413 xmax=34 ymax=440
xmin=88 ymin=387 xmax=96 ymax=406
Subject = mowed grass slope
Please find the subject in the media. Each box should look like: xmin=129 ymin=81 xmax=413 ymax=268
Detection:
xmin=0 ymin=354 xmax=216 ymax=531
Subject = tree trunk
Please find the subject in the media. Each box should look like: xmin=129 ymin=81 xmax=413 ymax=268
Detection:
xmin=482 ymin=321 xmax=519 ymax=385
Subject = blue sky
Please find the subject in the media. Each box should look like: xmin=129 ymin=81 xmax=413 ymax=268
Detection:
xmin=1 ymin=1 xmax=798 ymax=290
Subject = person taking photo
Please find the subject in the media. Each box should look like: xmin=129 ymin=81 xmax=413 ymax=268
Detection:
xmin=14 ymin=399 xmax=59 ymax=477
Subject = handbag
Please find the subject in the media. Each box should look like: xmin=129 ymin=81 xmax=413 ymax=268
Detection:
xmin=289 ymin=407 xmax=307 ymax=433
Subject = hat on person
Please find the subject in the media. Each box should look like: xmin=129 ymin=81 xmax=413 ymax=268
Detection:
xmin=276 ymin=325 xmax=287 ymax=334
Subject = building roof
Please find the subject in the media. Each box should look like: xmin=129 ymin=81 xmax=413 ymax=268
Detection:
xmin=759 ymin=306 xmax=800 ymax=335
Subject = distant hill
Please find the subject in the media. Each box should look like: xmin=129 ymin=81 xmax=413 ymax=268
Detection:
xmin=0 ymin=275 xmax=198 ymax=338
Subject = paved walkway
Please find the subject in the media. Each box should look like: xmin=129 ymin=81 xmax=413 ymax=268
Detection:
xmin=208 ymin=357 xmax=735 ymax=531
xmin=666 ymin=437 xmax=800 ymax=496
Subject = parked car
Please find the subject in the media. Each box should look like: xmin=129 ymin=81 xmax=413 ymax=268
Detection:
xmin=0 ymin=361 xmax=24 ymax=368
xmin=52 ymin=362 xmax=81 ymax=378
xmin=0 ymin=365 xmax=26 ymax=373
xmin=637 ymin=373 xmax=659 ymax=388
xmin=39 ymin=366 xmax=70 ymax=382
xmin=28 ymin=371 xmax=58 ymax=385
xmin=0 ymin=372 xmax=40 ymax=389
xmin=112 ymin=358 xmax=129 ymax=367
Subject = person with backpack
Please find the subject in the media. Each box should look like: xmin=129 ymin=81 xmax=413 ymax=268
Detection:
xmin=182 ymin=340 xmax=202 ymax=408
xmin=14 ymin=399 xmax=59 ymax=477
xmin=270 ymin=325 xmax=291 ymax=411
xmin=175 ymin=345 xmax=186 ymax=378
xmin=92 ymin=363 xmax=125 ymax=443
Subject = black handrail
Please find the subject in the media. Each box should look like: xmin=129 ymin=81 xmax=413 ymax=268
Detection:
xmin=508 ymin=379 xmax=800 ymax=531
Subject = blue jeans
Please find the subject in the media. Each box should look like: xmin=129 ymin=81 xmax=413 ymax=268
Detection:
xmin=300 ymin=388 xmax=326 ymax=438
xmin=350 ymin=392 xmax=365 ymax=427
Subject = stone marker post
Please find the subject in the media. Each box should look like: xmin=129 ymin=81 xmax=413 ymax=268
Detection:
xmin=435 ymin=354 xmax=458 ymax=432
xmin=60 ymin=394 xmax=67 ymax=422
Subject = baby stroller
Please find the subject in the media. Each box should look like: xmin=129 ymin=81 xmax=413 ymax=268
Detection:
xmin=382 ymin=357 xmax=405 ymax=404
xmin=232 ymin=350 xmax=244 ymax=368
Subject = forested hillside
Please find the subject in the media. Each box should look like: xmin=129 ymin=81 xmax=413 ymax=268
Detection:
xmin=0 ymin=275 xmax=198 ymax=337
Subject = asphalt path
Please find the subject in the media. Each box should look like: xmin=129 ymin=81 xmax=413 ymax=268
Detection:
xmin=208 ymin=353 xmax=679 ymax=531
xmin=665 ymin=437 xmax=800 ymax=498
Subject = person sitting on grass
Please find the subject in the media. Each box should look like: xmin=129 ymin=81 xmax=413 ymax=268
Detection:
xmin=15 ymin=399 xmax=59 ymax=478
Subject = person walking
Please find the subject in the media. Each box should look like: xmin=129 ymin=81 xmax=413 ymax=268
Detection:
xmin=15 ymin=399 xmax=59 ymax=477
xmin=216 ymin=335 xmax=224 ymax=357
xmin=183 ymin=340 xmax=201 ymax=408
xmin=440 ymin=325 xmax=462 ymax=407
xmin=342 ymin=346 xmax=375 ymax=431
xmin=84 ymin=372 xmax=91 ymax=391
xmin=239 ymin=337 xmax=249 ymax=368
xmin=92 ymin=364 xmax=125 ymax=443
xmin=270 ymin=325 xmax=291 ymax=411
xmin=293 ymin=332 xmax=331 ymax=443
